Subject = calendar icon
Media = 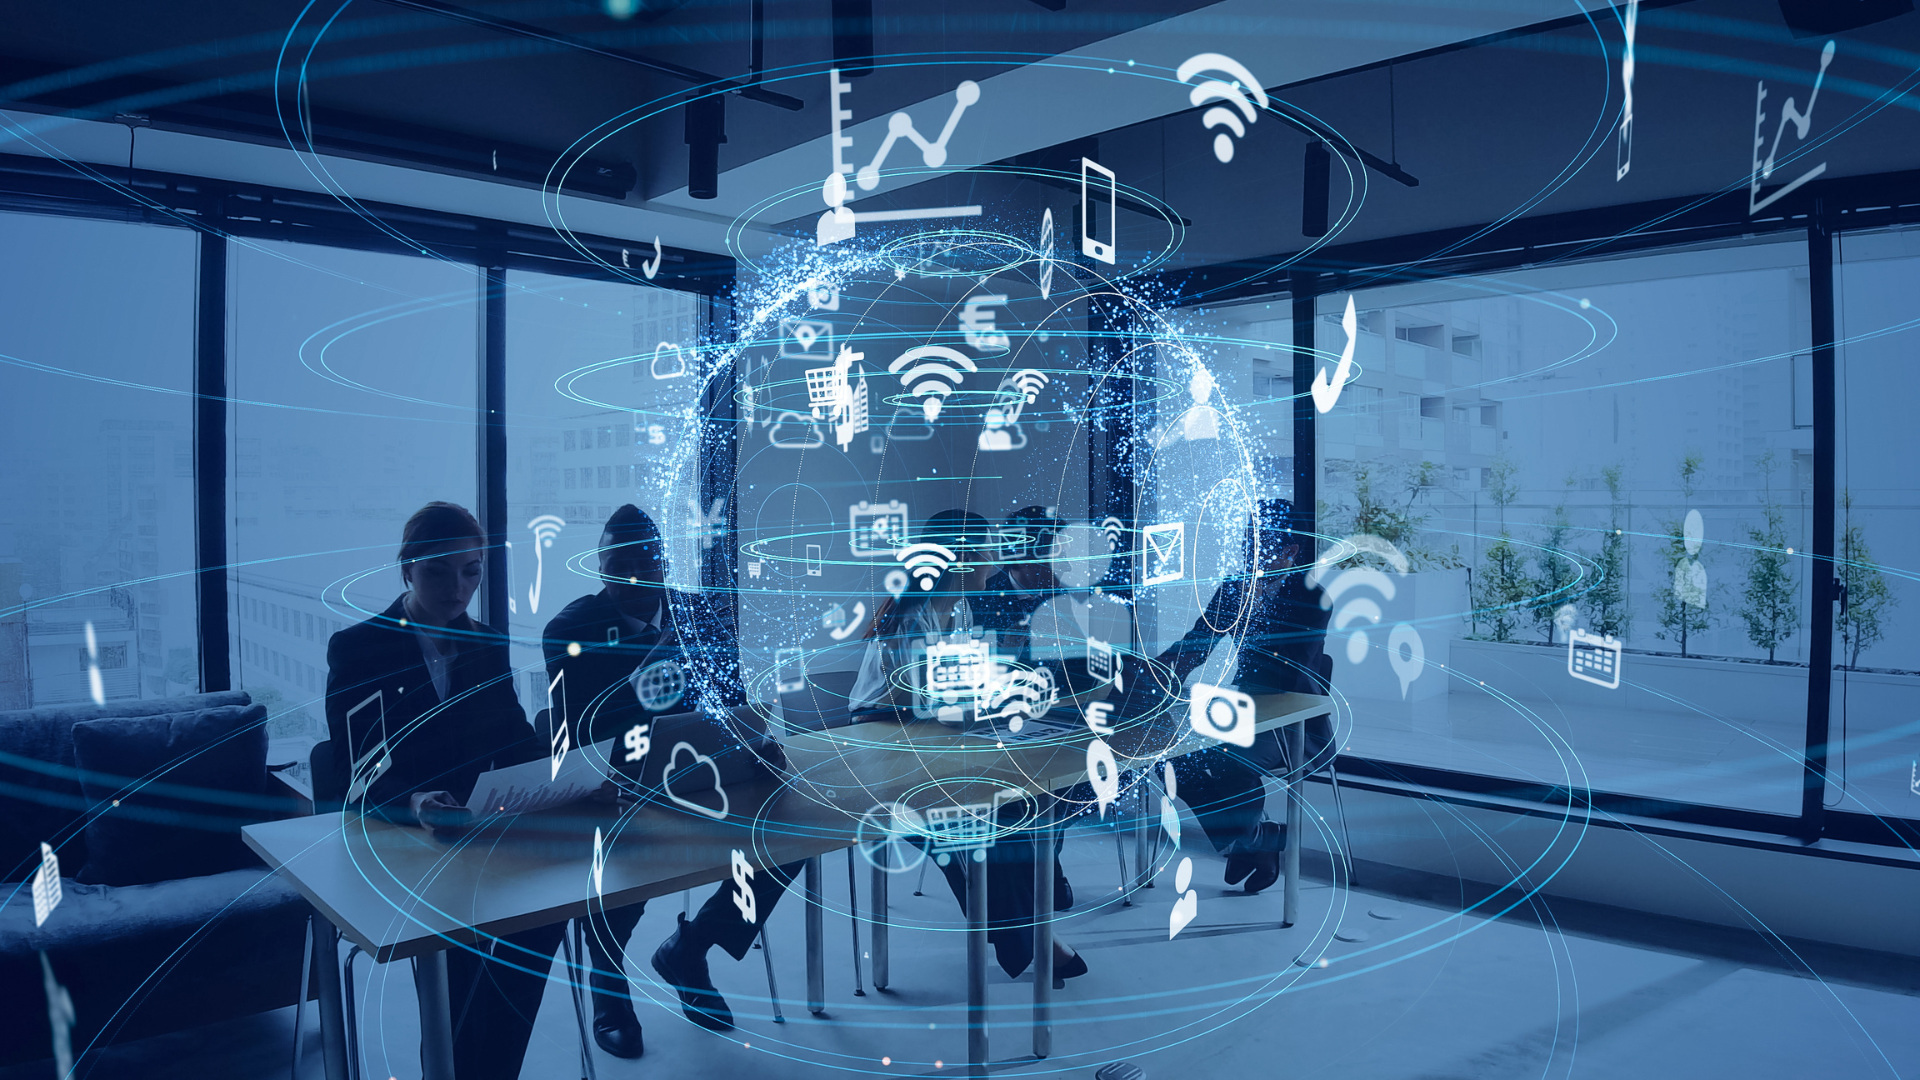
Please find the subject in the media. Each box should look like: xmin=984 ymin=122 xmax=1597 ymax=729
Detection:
xmin=1567 ymin=629 xmax=1622 ymax=689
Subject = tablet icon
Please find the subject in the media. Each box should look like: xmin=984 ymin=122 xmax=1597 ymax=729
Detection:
xmin=548 ymin=670 xmax=570 ymax=780
xmin=1143 ymin=522 xmax=1185 ymax=585
xmin=344 ymin=690 xmax=392 ymax=804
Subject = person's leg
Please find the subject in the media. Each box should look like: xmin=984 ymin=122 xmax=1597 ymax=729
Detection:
xmin=446 ymin=921 xmax=565 ymax=1080
xmin=931 ymin=800 xmax=1086 ymax=982
xmin=1173 ymin=733 xmax=1286 ymax=892
xmin=650 ymin=860 xmax=803 ymax=1032
xmin=583 ymin=901 xmax=646 ymax=1058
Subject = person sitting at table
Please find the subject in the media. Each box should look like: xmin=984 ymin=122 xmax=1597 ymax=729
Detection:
xmin=322 ymin=501 xmax=559 ymax=1080
xmin=849 ymin=509 xmax=1090 ymax=985
xmin=1136 ymin=497 xmax=1332 ymax=895
xmin=543 ymin=503 xmax=807 ymax=1049
xmin=972 ymin=505 xmax=1070 ymax=665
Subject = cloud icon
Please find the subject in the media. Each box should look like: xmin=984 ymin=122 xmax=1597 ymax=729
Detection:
xmin=769 ymin=411 xmax=825 ymax=449
xmin=661 ymin=741 xmax=729 ymax=820
xmin=881 ymin=406 xmax=934 ymax=443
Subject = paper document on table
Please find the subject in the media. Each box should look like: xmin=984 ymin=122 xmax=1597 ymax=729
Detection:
xmin=466 ymin=738 xmax=614 ymax=816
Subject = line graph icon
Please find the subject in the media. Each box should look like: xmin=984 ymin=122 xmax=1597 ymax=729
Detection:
xmin=889 ymin=345 xmax=978 ymax=421
xmin=858 ymin=80 xmax=980 ymax=188
xmin=1749 ymin=40 xmax=1835 ymax=215
xmin=1177 ymin=53 xmax=1269 ymax=164
xmin=818 ymin=69 xmax=984 ymax=246
xmin=526 ymin=514 xmax=565 ymax=615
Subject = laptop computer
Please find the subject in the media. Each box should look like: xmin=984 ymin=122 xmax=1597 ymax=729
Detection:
xmin=778 ymin=669 xmax=861 ymax=733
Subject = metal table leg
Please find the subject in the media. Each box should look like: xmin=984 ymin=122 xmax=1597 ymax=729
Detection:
xmin=1283 ymin=720 xmax=1306 ymax=928
xmin=1031 ymin=801 xmax=1055 ymax=1059
xmin=805 ymin=856 xmax=826 ymax=1015
xmin=414 ymin=950 xmax=456 ymax=1080
xmin=871 ymin=859 xmax=890 ymax=991
xmin=847 ymin=850 xmax=866 ymax=997
xmin=1133 ymin=781 xmax=1151 ymax=889
xmin=966 ymin=850 xmax=989 ymax=1078
xmin=310 ymin=917 xmax=349 ymax=1080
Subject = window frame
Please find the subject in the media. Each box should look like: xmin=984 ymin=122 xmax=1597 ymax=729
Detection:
xmin=0 ymin=153 xmax=737 ymax=728
xmin=1157 ymin=169 xmax=1920 ymax=850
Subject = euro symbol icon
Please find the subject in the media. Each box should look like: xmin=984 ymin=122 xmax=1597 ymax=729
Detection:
xmin=1309 ymin=295 xmax=1358 ymax=414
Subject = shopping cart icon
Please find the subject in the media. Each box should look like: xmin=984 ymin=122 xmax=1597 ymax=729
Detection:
xmin=920 ymin=803 xmax=997 ymax=864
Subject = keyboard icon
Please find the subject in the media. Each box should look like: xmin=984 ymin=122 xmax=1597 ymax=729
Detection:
xmin=1567 ymin=629 xmax=1623 ymax=689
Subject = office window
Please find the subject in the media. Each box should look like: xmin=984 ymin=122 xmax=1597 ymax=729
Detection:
xmin=504 ymin=272 xmax=702 ymax=708
xmin=1323 ymin=238 xmax=1812 ymax=814
xmin=1833 ymin=226 xmax=1920 ymax=822
xmin=0 ymin=212 xmax=199 ymax=709
xmin=1140 ymin=294 xmax=1295 ymax=666
xmin=228 ymin=241 xmax=480 ymax=744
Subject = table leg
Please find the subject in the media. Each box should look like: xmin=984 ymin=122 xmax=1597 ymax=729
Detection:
xmin=414 ymin=950 xmax=456 ymax=1080
xmin=871 ymin=860 xmax=890 ymax=991
xmin=805 ymin=856 xmax=826 ymax=1015
xmin=1133 ymin=781 xmax=1151 ymax=889
xmin=1283 ymin=720 xmax=1306 ymax=928
xmin=1031 ymin=801 xmax=1055 ymax=1059
xmin=310 ymin=917 xmax=349 ymax=1080
xmin=966 ymin=850 xmax=989 ymax=1078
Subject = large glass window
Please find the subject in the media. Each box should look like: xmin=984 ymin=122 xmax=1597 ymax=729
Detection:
xmin=1322 ymin=239 xmax=1812 ymax=815
xmin=1139 ymin=294 xmax=1296 ymax=674
xmin=503 ymin=272 xmax=703 ymax=709
xmin=0 ymin=213 xmax=200 ymax=710
xmin=1833 ymin=226 xmax=1920 ymax=824
xmin=227 ymin=242 xmax=480 ymax=753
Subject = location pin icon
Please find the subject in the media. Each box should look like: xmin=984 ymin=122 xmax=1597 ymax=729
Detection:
xmin=923 ymin=396 xmax=943 ymax=423
xmin=884 ymin=568 xmax=910 ymax=598
xmin=1387 ymin=622 xmax=1424 ymax=700
xmin=1086 ymin=737 xmax=1120 ymax=818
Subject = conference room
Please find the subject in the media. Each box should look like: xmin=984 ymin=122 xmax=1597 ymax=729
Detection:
xmin=4 ymin=3 xmax=1920 ymax=1079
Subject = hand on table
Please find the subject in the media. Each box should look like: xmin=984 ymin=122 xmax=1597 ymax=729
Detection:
xmin=409 ymin=790 xmax=474 ymax=832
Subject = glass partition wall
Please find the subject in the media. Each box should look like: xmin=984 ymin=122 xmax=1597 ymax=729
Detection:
xmin=1317 ymin=238 xmax=1815 ymax=815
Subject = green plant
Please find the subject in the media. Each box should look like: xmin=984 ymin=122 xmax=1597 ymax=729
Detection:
xmin=1329 ymin=459 xmax=1462 ymax=570
xmin=1581 ymin=464 xmax=1630 ymax=639
xmin=1737 ymin=451 xmax=1800 ymax=662
xmin=1838 ymin=490 xmax=1897 ymax=668
xmin=1472 ymin=455 xmax=1531 ymax=642
xmin=1652 ymin=451 xmax=1710 ymax=657
xmin=1528 ymin=478 xmax=1580 ymax=644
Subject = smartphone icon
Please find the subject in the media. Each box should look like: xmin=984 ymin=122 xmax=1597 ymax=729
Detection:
xmin=774 ymin=647 xmax=805 ymax=694
xmin=1080 ymin=157 xmax=1116 ymax=265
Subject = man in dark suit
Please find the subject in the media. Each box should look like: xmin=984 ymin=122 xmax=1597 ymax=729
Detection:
xmin=1142 ymin=498 xmax=1332 ymax=894
xmin=542 ymin=504 xmax=803 ymax=1054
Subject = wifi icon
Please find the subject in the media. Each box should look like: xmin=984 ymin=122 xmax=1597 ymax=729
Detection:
xmin=896 ymin=541 xmax=957 ymax=591
xmin=526 ymin=514 xmax=565 ymax=616
xmin=1177 ymin=53 xmax=1269 ymax=164
xmin=1011 ymin=368 xmax=1049 ymax=403
xmin=1100 ymin=515 xmax=1126 ymax=551
xmin=888 ymin=345 xmax=978 ymax=422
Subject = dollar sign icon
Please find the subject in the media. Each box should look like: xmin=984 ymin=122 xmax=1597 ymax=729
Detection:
xmin=623 ymin=723 xmax=651 ymax=763
xmin=730 ymin=849 xmax=757 ymax=924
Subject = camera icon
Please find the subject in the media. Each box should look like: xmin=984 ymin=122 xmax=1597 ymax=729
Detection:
xmin=1188 ymin=682 xmax=1256 ymax=748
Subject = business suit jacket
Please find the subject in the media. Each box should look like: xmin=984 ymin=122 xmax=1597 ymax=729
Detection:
xmin=541 ymin=587 xmax=740 ymax=748
xmin=321 ymin=595 xmax=540 ymax=810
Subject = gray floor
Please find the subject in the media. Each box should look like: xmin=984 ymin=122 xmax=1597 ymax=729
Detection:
xmin=9 ymin=804 xmax=1920 ymax=1080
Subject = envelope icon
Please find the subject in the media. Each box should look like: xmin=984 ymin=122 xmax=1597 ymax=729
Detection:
xmin=1142 ymin=521 xmax=1184 ymax=585
xmin=780 ymin=318 xmax=834 ymax=360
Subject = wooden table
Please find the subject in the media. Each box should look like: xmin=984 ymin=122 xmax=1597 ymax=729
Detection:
xmin=245 ymin=691 xmax=1331 ymax=1080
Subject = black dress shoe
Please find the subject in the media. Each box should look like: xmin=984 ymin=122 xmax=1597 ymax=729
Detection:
xmin=1051 ymin=945 xmax=1089 ymax=991
xmin=651 ymin=914 xmax=735 ymax=1032
xmin=1225 ymin=820 xmax=1286 ymax=893
xmin=590 ymin=989 xmax=646 ymax=1059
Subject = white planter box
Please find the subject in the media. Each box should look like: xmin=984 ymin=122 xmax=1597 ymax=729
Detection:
xmin=1329 ymin=568 xmax=1468 ymax=735
xmin=1446 ymin=637 xmax=1811 ymax=728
